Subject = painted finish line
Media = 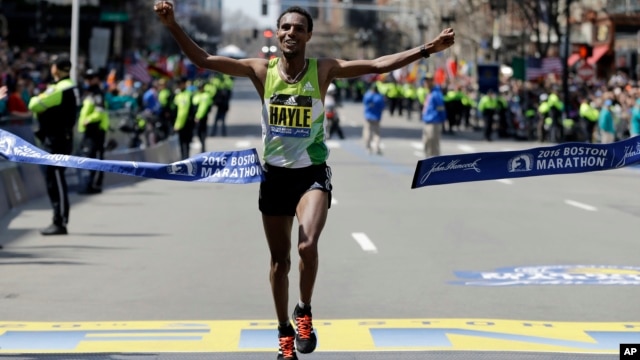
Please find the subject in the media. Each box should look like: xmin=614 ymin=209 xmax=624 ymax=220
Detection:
xmin=0 ymin=319 xmax=637 ymax=354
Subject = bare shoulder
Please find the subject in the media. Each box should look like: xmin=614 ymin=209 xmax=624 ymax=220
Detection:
xmin=238 ymin=57 xmax=270 ymax=99
xmin=316 ymin=57 xmax=343 ymax=92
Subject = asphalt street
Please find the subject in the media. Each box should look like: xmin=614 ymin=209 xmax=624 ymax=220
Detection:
xmin=0 ymin=79 xmax=638 ymax=359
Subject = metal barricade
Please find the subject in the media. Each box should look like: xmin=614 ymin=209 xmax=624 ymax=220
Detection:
xmin=107 ymin=108 xmax=142 ymax=150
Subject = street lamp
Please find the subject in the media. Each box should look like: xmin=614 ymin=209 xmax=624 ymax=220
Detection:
xmin=440 ymin=3 xmax=456 ymax=28
xmin=489 ymin=0 xmax=507 ymax=62
xmin=417 ymin=16 xmax=427 ymax=45
xmin=262 ymin=45 xmax=277 ymax=58
xmin=489 ymin=0 xmax=507 ymax=13
xmin=355 ymin=28 xmax=372 ymax=58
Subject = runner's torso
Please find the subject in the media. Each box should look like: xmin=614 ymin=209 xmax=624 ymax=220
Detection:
xmin=261 ymin=58 xmax=328 ymax=168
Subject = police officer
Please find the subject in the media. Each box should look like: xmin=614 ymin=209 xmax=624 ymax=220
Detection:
xmin=579 ymin=96 xmax=599 ymax=143
xmin=192 ymin=81 xmax=214 ymax=152
xmin=28 ymin=54 xmax=80 ymax=235
xmin=478 ymin=90 xmax=498 ymax=141
xmin=173 ymin=77 xmax=195 ymax=159
xmin=78 ymin=69 xmax=109 ymax=195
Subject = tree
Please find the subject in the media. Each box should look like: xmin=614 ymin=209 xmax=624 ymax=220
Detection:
xmin=515 ymin=0 xmax=563 ymax=57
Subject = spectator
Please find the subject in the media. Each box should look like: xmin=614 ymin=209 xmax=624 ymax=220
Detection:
xmin=421 ymin=76 xmax=447 ymax=157
xmin=598 ymin=99 xmax=615 ymax=143
xmin=630 ymin=98 xmax=640 ymax=138
xmin=5 ymin=78 xmax=32 ymax=120
xmin=362 ymin=84 xmax=385 ymax=155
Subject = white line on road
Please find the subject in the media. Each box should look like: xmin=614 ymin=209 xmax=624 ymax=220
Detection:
xmin=351 ymin=232 xmax=378 ymax=253
xmin=413 ymin=151 xmax=424 ymax=158
xmin=457 ymin=144 xmax=476 ymax=153
xmin=331 ymin=197 xmax=338 ymax=205
xmin=326 ymin=140 xmax=341 ymax=149
xmin=235 ymin=140 xmax=251 ymax=148
xmin=564 ymin=199 xmax=597 ymax=212
xmin=411 ymin=142 xmax=423 ymax=150
xmin=496 ymin=179 xmax=514 ymax=185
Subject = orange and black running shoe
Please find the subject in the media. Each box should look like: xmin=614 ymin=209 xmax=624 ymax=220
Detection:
xmin=277 ymin=324 xmax=298 ymax=360
xmin=293 ymin=304 xmax=317 ymax=354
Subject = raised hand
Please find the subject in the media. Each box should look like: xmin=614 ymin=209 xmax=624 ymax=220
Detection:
xmin=154 ymin=1 xmax=176 ymax=26
xmin=0 ymin=86 xmax=7 ymax=100
xmin=430 ymin=28 xmax=456 ymax=54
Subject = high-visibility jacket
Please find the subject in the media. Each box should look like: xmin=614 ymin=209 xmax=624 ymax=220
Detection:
xmin=28 ymin=77 xmax=79 ymax=139
xmin=78 ymin=88 xmax=109 ymax=133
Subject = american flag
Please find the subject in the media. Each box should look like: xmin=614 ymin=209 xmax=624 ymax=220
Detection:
xmin=526 ymin=57 xmax=563 ymax=80
xmin=126 ymin=57 xmax=152 ymax=84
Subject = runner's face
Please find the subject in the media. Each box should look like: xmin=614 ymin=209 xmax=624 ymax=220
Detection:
xmin=277 ymin=13 xmax=310 ymax=58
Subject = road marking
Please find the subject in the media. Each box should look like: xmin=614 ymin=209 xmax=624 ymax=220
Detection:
xmin=496 ymin=179 xmax=513 ymax=185
xmin=564 ymin=200 xmax=597 ymax=212
xmin=413 ymin=151 xmax=424 ymax=158
xmin=351 ymin=232 xmax=378 ymax=253
xmin=0 ymin=319 xmax=633 ymax=353
xmin=331 ymin=197 xmax=337 ymax=205
xmin=235 ymin=140 xmax=251 ymax=148
xmin=457 ymin=144 xmax=476 ymax=153
xmin=411 ymin=142 xmax=423 ymax=150
xmin=326 ymin=140 xmax=341 ymax=149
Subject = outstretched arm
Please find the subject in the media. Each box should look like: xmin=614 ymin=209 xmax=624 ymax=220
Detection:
xmin=322 ymin=28 xmax=455 ymax=82
xmin=154 ymin=1 xmax=268 ymax=95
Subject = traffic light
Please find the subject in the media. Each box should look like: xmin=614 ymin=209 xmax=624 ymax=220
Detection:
xmin=261 ymin=0 xmax=268 ymax=16
xmin=578 ymin=44 xmax=592 ymax=59
xmin=263 ymin=29 xmax=273 ymax=38
xmin=253 ymin=28 xmax=259 ymax=39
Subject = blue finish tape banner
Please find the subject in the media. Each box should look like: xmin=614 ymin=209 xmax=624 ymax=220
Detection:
xmin=0 ymin=129 xmax=264 ymax=184
xmin=412 ymin=137 xmax=640 ymax=188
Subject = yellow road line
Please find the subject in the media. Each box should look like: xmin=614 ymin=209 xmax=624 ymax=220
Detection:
xmin=0 ymin=319 xmax=636 ymax=354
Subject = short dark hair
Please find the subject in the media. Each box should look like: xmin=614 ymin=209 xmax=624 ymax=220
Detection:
xmin=277 ymin=6 xmax=313 ymax=33
xmin=50 ymin=54 xmax=72 ymax=72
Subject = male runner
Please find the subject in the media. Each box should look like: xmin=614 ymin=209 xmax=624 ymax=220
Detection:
xmin=155 ymin=3 xmax=455 ymax=359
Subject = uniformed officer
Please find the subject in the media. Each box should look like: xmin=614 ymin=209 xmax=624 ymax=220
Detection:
xmin=173 ymin=77 xmax=195 ymax=159
xmin=28 ymin=54 xmax=80 ymax=235
xmin=478 ymin=90 xmax=498 ymax=141
xmin=192 ymin=81 xmax=214 ymax=152
xmin=78 ymin=68 xmax=109 ymax=195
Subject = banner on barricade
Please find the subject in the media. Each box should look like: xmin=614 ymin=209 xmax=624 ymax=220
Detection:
xmin=0 ymin=129 xmax=264 ymax=185
xmin=412 ymin=137 xmax=640 ymax=188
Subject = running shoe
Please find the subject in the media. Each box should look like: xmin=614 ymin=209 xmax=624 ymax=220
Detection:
xmin=292 ymin=304 xmax=317 ymax=354
xmin=277 ymin=324 xmax=298 ymax=360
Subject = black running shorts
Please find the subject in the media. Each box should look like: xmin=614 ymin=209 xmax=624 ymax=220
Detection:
xmin=259 ymin=162 xmax=333 ymax=216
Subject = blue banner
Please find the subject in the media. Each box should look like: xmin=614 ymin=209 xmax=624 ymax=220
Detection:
xmin=0 ymin=129 xmax=264 ymax=184
xmin=412 ymin=137 xmax=640 ymax=188
xmin=477 ymin=64 xmax=500 ymax=94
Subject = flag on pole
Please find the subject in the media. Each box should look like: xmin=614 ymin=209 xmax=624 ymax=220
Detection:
xmin=126 ymin=55 xmax=152 ymax=84
xmin=526 ymin=56 xmax=563 ymax=80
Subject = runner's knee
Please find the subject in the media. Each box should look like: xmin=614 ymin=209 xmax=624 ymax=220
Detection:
xmin=298 ymin=240 xmax=318 ymax=261
xmin=270 ymin=256 xmax=291 ymax=276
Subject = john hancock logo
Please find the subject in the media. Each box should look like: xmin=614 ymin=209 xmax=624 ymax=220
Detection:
xmin=420 ymin=158 xmax=482 ymax=184
xmin=508 ymin=154 xmax=533 ymax=172
xmin=615 ymin=142 xmax=640 ymax=168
